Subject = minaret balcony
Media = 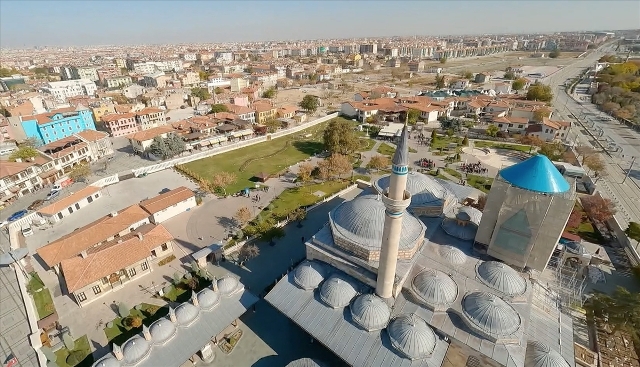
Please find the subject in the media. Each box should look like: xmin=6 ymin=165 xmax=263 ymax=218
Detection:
xmin=381 ymin=189 xmax=412 ymax=215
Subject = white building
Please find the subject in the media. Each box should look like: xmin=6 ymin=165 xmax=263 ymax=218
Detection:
xmin=105 ymin=76 xmax=133 ymax=89
xmin=42 ymin=79 xmax=97 ymax=101
xmin=38 ymin=185 xmax=102 ymax=223
xmin=139 ymin=186 xmax=196 ymax=224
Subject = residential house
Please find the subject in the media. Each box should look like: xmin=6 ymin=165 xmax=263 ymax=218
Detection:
xmin=224 ymin=104 xmax=255 ymax=123
xmin=123 ymin=84 xmax=146 ymax=99
xmin=230 ymin=78 xmax=249 ymax=93
xmin=135 ymin=107 xmax=167 ymax=130
xmin=139 ymin=186 xmax=196 ymax=224
xmin=60 ymin=224 xmax=174 ymax=306
xmin=277 ymin=105 xmax=298 ymax=119
xmin=451 ymin=79 xmax=470 ymax=89
xmin=102 ymin=113 xmax=138 ymax=137
xmin=407 ymin=61 xmax=425 ymax=72
xmin=179 ymin=72 xmax=200 ymax=86
xmin=0 ymin=155 xmax=54 ymax=200
xmin=484 ymin=100 xmax=511 ymax=115
xmin=105 ymin=76 xmax=133 ymax=89
xmin=38 ymin=185 xmax=102 ymax=223
xmin=128 ymin=125 xmax=176 ymax=153
xmin=229 ymin=95 xmax=249 ymax=107
xmin=425 ymin=66 xmax=443 ymax=74
xmin=401 ymin=103 xmax=441 ymax=123
xmin=142 ymin=72 xmax=170 ymax=88
xmin=253 ymin=101 xmax=277 ymax=123
xmin=76 ymin=129 xmax=114 ymax=158
xmin=526 ymin=117 xmax=571 ymax=141
xmin=19 ymin=106 xmax=97 ymax=145
xmin=494 ymin=82 xmax=512 ymax=95
xmin=90 ymin=104 xmax=116 ymax=123
xmin=489 ymin=116 xmax=530 ymax=133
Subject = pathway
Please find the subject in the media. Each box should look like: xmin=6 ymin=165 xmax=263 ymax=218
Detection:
xmin=358 ymin=140 xmax=382 ymax=169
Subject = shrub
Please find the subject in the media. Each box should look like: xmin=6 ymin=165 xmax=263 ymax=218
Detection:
xmin=122 ymin=316 xmax=143 ymax=328
xmin=158 ymin=254 xmax=176 ymax=266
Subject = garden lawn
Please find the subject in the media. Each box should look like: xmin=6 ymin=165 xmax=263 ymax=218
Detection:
xmin=466 ymin=174 xmax=493 ymax=193
xmin=182 ymin=121 xmax=329 ymax=194
xmin=103 ymin=303 xmax=164 ymax=343
xmin=268 ymin=180 xmax=351 ymax=219
xmin=443 ymin=168 xmax=462 ymax=179
xmin=32 ymin=288 xmax=55 ymax=319
xmin=430 ymin=135 xmax=465 ymax=150
xmin=473 ymin=141 xmax=532 ymax=153
xmin=376 ymin=142 xmax=417 ymax=156
xmin=54 ymin=335 xmax=93 ymax=367
xmin=565 ymin=204 xmax=605 ymax=244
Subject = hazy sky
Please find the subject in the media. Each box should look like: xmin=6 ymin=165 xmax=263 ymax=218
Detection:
xmin=1 ymin=1 xmax=638 ymax=47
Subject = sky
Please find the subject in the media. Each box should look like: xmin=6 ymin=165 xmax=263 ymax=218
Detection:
xmin=1 ymin=1 xmax=638 ymax=48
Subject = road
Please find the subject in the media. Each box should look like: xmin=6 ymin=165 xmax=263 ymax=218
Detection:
xmin=544 ymin=43 xmax=640 ymax=226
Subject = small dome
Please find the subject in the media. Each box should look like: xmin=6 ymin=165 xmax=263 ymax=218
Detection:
xmin=412 ymin=269 xmax=458 ymax=309
xmin=456 ymin=211 xmax=471 ymax=221
xmin=319 ymin=274 xmax=358 ymax=309
xmin=197 ymin=288 xmax=220 ymax=310
xmin=462 ymin=292 xmax=521 ymax=337
xmin=565 ymin=241 xmax=588 ymax=256
xmin=175 ymin=302 xmax=200 ymax=325
xmin=375 ymin=172 xmax=451 ymax=207
xmin=217 ymin=276 xmax=242 ymax=296
xmin=149 ymin=317 xmax=177 ymax=344
xmin=438 ymin=245 xmax=467 ymax=265
xmin=525 ymin=341 xmax=571 ymax=367
xmin=286 ymin=358 xmax=327 ymax=367
xmin=388 ymin=314 xmax=437 ymax=360
xmin=350 ymin=294 xmax=391 ymax=331
xmin=476 ymin=261 xmax=527 ymax=296
xmin=456 ymin=206 xmax=482 ymax=225
xmin=293 ymin=261 xmax=327 ymax=290
xmin=92 ymin=357 xmax=121 ymax=367
xmin=122 ymin=336 xmax=152 ymax=365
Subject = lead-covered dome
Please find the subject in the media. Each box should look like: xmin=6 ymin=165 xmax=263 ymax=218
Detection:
xmin=375 ymin=172 xmax=451 ymax=207
xmin=462 ymin=292 xmax=521 ymax=338
xmin=438 ymin=245 xmax=467 ymax=265
xmin=412 ymin=269 xmax=458 ymax=310
xmin=476 ymin=261 xmax=527 ymax=296
xmin=293 ymin=260 xmax=327 ymax=290
xmin=197 ymin=288 xmax=220 ymax=310
xmin=286 ymin=358 xmax=327 ymax=367
xmin=319 ymin=274 xmax=358 ymax=309
xmin=175 ymin=302 xmax=200 ymax=326
xmin=217 ymin=276 xmax=243 ymax=296
xmin=350 ymin=294 xmax=391 ymax=331
xmin=329 ymin=195 xmax=426 ymax=261
xmin=388 ymin=314 xmax=437 ymax=360
xmin=525 ymin=341 xmax=571 ymax=367
xmin=149 ymin=317 xmax=177 ymax=345
xmin=92 ymin=357 xmax=121 ymax=367
xmin=122 ymin=336 xmax=151 ymax=365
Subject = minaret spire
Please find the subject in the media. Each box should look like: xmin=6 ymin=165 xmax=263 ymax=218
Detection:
xmin=376 ymin=121 xmax=412 ymax=299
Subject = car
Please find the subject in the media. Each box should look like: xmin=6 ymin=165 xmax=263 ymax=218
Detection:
xmin=7 ymin=210 xmax=28 ymax=222
xmin=28 ymin=199 xmax=44 ymax=211
xmin=21 ymin=226 xmax=33 ymax=237
xmin=45 ymin=190 xmax=60 ymax=201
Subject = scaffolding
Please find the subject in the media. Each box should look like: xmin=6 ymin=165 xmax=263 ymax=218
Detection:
xmin=538 ymin=249 xmax=588 ymax=309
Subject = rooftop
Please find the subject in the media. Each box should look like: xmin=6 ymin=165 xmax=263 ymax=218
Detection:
xmin=139 ymin=186 xmax=194 ymax=215
xmin=38 ymin=186 xmax=101 ymax=216
xmin=499 ymin=155 xmax=571 ymax=194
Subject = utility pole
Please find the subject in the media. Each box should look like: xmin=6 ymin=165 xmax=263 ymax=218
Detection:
xmin=622 ymin=156 xmax=636 ymax=184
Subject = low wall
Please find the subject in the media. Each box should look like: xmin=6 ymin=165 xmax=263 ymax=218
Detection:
xmin=8 ymin=212 xmax=43 ymax=232
xmin=91 ymin=174 xmax=120 ymax=188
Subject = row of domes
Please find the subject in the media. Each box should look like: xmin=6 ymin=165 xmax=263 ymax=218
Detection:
xmin=374 ymin=172 xmax=455 ymax=208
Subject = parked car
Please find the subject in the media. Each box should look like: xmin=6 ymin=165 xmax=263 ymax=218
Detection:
xmin=8 ymin=210 xmax=28 ymax=222
xmin=45 ymin=190 xmax=60 ymax=201
xmin=21 ymin=226 xmax=33 ymax=237
xmin=28 ymin=199 xmax=44 ymax=211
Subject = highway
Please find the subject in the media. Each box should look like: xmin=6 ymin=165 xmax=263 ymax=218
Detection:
xmin=543 ymin=43 xmax=640 ymax=227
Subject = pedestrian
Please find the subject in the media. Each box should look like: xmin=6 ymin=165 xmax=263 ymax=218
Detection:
xmin=301 ymin=236 xmax=305 ymax=243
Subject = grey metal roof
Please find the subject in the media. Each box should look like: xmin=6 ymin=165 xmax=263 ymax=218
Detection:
xmin=197 ymin=288 xmax=220 ymax=310
xmin=350 ymin=294 xmax=391 ymax=332
xmin=293 ymin=260 xmax=328 ymax=290
xmin=525 ymin=306 xmax=575 ymax=367
xmin=411 ymin=269 xmax=458 ymax=310
xmin=440 ymin=218 xmax=479 ymax=241
xmin=93 ymin=357 xmax=121 ymax=367
xmin=122 ymin=336 xmax=152 ymax=365
xmin=285 ymin=358 xmax=327 ymax=367
xmin=319 ymin=274 xmax=359 ymax=309
xmin=217 ymin=275 xmax=242 ymax=296
xmin=434 ymin=177 xmax=477 ymax=201
xmin=388 ymin=314 xmax=438 ymax=360
xmin=375 ymin=172 xmax=451 ymax=207
xmin=329 ymin=195 xmax=426 ymax=252
xmin=525 ymin=341 xmax=571 ymax=367
xmin=149 ymin=317 xmax=177 ymax=345
xmin=476 ymin=261 xmax=527 ymax=296
xmin=175 ymin=302 xmax=200 ymax=326
xmin=392 ymin=124 xmax=409 ymax=166
xmin=461 ymin=292 xmax=522 ymax=338
xmin=457 ymin=206 xmax=482 ymax=225
xmin=437 ymin=245 xmax=467 ymax=266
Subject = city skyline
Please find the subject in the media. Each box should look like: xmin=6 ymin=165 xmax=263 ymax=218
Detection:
xmin=1 ymin=0 xmax=639 ymax=48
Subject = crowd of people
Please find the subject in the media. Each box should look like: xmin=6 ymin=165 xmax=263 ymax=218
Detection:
xmin=417 ymin=158 xmax=436 ymax=169
xmin=458 ymin=162 xmax=487 ymax=174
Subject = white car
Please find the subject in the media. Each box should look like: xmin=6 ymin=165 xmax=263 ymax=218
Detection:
xmin=21 ymin=226 xmax=33 ymax=237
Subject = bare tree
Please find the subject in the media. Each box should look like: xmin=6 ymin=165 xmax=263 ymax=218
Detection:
xmin=297 ymin=162 xmax=314 ymax=186
xmin=239 ymin=244 xmax=260 ymax=262
xmin=234 ymin=207 xmax=252 ymax=227
xmin=317 ymin=154 xmax=352 ymax=180
xmin=368 ymin=155 xmax=390 ymax=171
xmin=583 ymin=154 xmax=606 ymax=178
xmin=575 ymin=146 xmax=596 ymax=164
xmin=210 ymin=172 xmax=236 ymax=195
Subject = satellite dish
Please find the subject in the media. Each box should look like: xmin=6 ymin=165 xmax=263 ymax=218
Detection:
xmin=0 ymin=248 xmax=29 ymax=266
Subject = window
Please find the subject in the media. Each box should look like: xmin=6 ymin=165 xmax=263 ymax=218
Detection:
xmin=57 ymin=212 xmax=63 ymax=220
xmin=92 ymin=285 xmax=101 ymax=295
xmin=128 ymin=268 xmax=136 ymax=277
xmin=141 ymin=262 xmax=148 ymax=271
xmin=77 ymin=292 xmax=87 ymax=302
xmin=161 ymin=243 xmax=168 ymax=251
xmin=151 ymin=250 xmax=157 ymax=258
xmin=102 ymin=277 xmax=108 ymax=285
xmin=75 ymin=203 xmax=80 ymax=210
xmin=87 ymin=195 xmax=93 ymax=203
xmin=68 ymin=207 xmax=74 ymax=214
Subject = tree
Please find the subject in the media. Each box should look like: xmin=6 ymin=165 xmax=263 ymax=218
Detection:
xmin=317 ymin=154 xmax=352 ymax=180
xmin=209 ymin=104 xmax=229 ymax=114
xmin=583 ymin=154 xmax=605 ymax=176
xmin=297 ymin=162 xmax=314 ymax=185
xmin=262 ymin=87 xmax=277 ymax=99
xmin=566 ymin=209 xmax=583 ymax=229
xmin=601 ymin=101 xmax=620 ymax=114
xmin=323 ymin=118 xmax=360 ymax=155
xmin=368 ymin=154 xmax=390 ymax=171
xmin=118 ymin=302 xmax=130 ymax=318
xmin=581 ymin=195 xmax=617 ymax=223
xmin=512 ymin=78 xmax=527 ymax=91
xmin=214 ymin=87 xmax=224 ymax=95
xmin=486 ymin=125 xmax=499 ymax=137
xmin=538 ymin=141 xmax=565 ymax=161
xmin=9 ymin=146 xmax=39 ymax=162
xmin=407 ymin=109 xmax=421 ymax=124
xmin=123 ymin=316 xmax=143 ymax=328
xmin=0 ymin=107 xmax=10 ymax=117
xmin=526 ymin=83 xmax=553 ymax=102
xmin=462 ymin=70 xmax=473 ymax=80
xmin=234 ymin=207 xmax=252 ymax=227
xmin=191 ymin=87 xmax=211 ymax=100
xmin=575 ymin=146 xmax=596 ymax=163
xmin=239 ymin=244 xmax=260 ymax=262
xmin=549 ymin=49 xmax=561 ymax=58
xmin=185 ymin=276 xmax=199 ymax=290
xmin=165 ymin=134 xmax=186 ymax=157
xmin=504 ymin=70 xmax=516 ymax=80
xmin=532 ymin=108 xmax=552 ymax=122
xmin=69 ymin=164 xmax=91 ymax=182
xmin=439 ymin=57 xmax=447 ymax=64
xmin=264 ymin=119 xmax=282 ymax=133
xmin=299 ymin=95 xmax=319 ymax=113
xmin=290 ymin=207 xmax=307 ymax=227
xmin=210 ymin=172 xmax=236 ymax=195
xmin=585 ymin=286 xmax=640 ymax=336
xmin=199 ymin=71 xmax=211 ymax=81
xmin=111 ymin=94 xmax=129 ymax=105
xmin=462 ymin=137 xmax=469 ymax=146
xmin=435 ymin=74 xmax=446 ymax=89
xmin=624 ymin=222 xmax=640 ymax=248
xmin=148 ymin=136 xmax=171 ymax=159
xmin=62 ymin=333 xmax=75 ymax=350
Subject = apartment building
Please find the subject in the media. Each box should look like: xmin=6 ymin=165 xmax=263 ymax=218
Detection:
xmin=253 ymin=101 xmax=277 ymax=123
xmin=0 ymin=155 xmax=54 ymax=200
xmin=90 ymin=104 xmax=116 ymax=123
xmin=42 ymin=79 xmax=97 ymax=101
xmin=230 ymin=78 xmax=249 ymax=92
xmin=135 ymin=107 xmax=167 ymax=130
xmin=179 ymin=71 xmax=200 ymax=86
xmin=224 ymin=104 xmax=255 ymax=123
xmin=101 ymin=113 xmax=138 ymax=137
xmin=105 ymin=76 xmax=133 ymax=89
xmin=61 ymin=66 xmax=99 ymax=82
xmin=143 ymin=72 xmax=170 ymax=88
xmin=19 ymin=106 xmax=97 ymax=145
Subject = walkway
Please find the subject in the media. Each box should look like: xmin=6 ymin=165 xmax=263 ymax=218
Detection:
xmin=359 ymin=141 xmax=383 ymax=169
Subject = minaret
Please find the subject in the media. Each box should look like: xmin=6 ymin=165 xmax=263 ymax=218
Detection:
xmin=376 ymin=121 xmax=412 ymax=299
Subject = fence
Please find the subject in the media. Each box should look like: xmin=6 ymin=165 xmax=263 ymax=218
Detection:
xmin=130 ymin=113 xmax=339 ymax=177
xmin=8 ymin=212 xmax=43 ymax=232
xmin=91 ymin=174 xmax=120 ymax=188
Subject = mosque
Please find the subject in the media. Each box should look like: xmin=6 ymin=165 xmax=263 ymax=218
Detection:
xmin=267 ymin=124 xmax=577 ymax=367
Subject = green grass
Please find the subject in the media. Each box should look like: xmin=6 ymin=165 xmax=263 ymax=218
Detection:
xmin=358 ymin=138 xmax=375 ymax=151
xmin=270 ymin=180 xmax=350 ymax=219
xmin=473 ymin=141 xmax=532 ymax=153
xmin=466 ymin=174 xmax=494 ymax=193
xmin=28 ymin=272 xmax=55 ymax=320
xmin=54 ymin=335 xmax=93 ymax=367
xmin=430 ymin=135 xmax=464 ymax=150
xmin=104 ymin=303 xmax=164 ymax=344
xmin=183 ymin=120 xmax=329 ymax=194
xmin=376 ymin=143 xmax=417 ymax=156
xmin=353 ymin=174 xmax=371 ymax=182
xmin=575 ymin=221 xmax=605 ymax=244
xmin=443 ymin=168 xmax=462 ymax=179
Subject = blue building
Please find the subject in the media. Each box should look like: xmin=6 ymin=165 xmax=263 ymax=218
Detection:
xmin=20 ymin=106 xmax=97 ymax=145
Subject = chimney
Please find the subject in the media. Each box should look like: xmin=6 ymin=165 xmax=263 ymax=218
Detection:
xmin=109 ymin=211 xmax=118 ymax=217
xmin=80 ymin=250 xmax=88 ymax=259
xmin=142 ymin=324 xmax=151 ymax=341
xmin=117 ymin=239 xmax=123 ymax=244
xmin=168 ymin=307 xmax=177 ymax=323
xmin=191 ymin=291 xmax=198 ymax=307
xmin=136 ymin=233 xmax=143 ymax=241
xmin=113 ymin=344 xmax=123 ymax=361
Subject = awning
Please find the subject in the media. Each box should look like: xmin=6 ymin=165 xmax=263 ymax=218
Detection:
xmin=232 ymin=129 xmax=253 ymax=138
xmin=39 ymin=170 xmax=57 ymax=179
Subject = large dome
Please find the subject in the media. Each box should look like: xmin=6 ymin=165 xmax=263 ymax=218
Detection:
xmin=350 ymin=294 xmax=391 ymax=331
xmin=217 ymin=276 xmax=242 ymax=296
xmin=387 ymin=314 xmax=438 ymax=360
xmin=175 ymin=302 xmax=200 ymax=326
xmin=476 ymin=261 xmax=527 ymax=296
xmin=375 ymin=172 xmax=451 ymax=207
xmin=286 ymin=358 xmax=327 ymax=367
xmin=319 ymin=274 xmax=358 ymax=309
xmin=92 ymin=357 xmax=121 ymax=367
xmin=412 ymin=269 xmax=458 ymax=309
xmin=122 ymin=336 xmax=151 ymax=365
xmin=499 ymin=155 xmax=570 ymax=194
xmin=329 ymin=195 xmax=426 ymax=253
xmin=149 ymin=317 xmax=177 ymax=345
xmin=293 ymin=261 xmax=327 ymax=290
xmin=197 ymin=288 xmax=220 ymax=310
xmin=438 ymin=245 xmax=467 ymax=265
xmin=461 ymin=292 xmax=521 ymax=338
xmin=525 ymin=341 xmax=571 ymax=367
